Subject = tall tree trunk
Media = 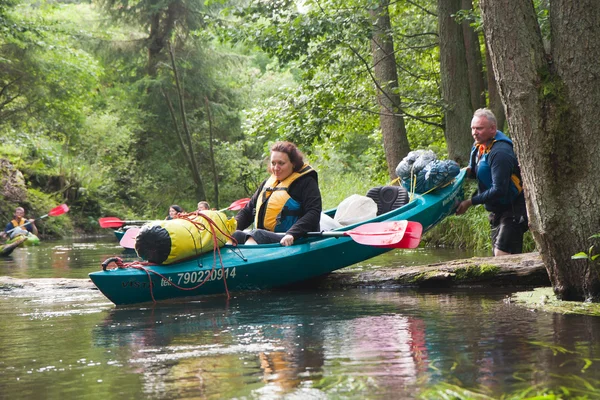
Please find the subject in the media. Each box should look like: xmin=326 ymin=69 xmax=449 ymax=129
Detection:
xmin=480 ymin=0 xmax=600 ymax=301
xmin=484 ymin=39 xmax=506 ymax=130
xmin=461 ymin=0 xmax=486 ymax=112
xmin=437 ymin=0 xmax=473 ymax=166
xmin=369 ymin=0 xmax=411 ymax=180
xmin=205 ymin=97 xmax=219 ymax=208
xmin=166 ymin=42 xmax=206 ymax=201
xmin=147 ymin=2 xmax=179 ymax=77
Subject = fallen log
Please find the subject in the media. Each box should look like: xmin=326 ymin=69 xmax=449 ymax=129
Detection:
xmin=312 ymin=251 xmax=549 ymax=289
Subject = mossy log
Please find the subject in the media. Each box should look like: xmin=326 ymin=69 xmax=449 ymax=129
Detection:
xmin=314 ymin=251 xmax=549 ymax=289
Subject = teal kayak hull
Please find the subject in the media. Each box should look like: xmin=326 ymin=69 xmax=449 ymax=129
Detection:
xmin=90 ymin=171 xmax=465 ymax=305
xmin=113 ymin=230 xmax=125 ymax=242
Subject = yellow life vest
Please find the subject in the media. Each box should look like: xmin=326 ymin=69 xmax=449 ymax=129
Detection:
xmin=254 ymin=164 xmax=315 ymax=232
xmin=11 ymin=217 xmax=27 ymax=228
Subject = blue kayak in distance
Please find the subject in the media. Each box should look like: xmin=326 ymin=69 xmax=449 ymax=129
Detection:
xmin=89 ymin=170 xmax=466 ymax=306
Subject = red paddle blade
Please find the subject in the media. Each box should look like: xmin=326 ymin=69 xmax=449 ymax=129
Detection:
xmin=99 ymin=217 xmax=125 ymax=229
xmin=227 ymin=198 xmax=250 ymax=211
xmin=120 ymin=227 xmax=140 ymax=249
xmin=380 ymin=221 xmax=423 ymax=249
xmin=346 ymin=221 xmax=422 ymax=248
xmin=48 ymin=204 xmax=69 ymax=217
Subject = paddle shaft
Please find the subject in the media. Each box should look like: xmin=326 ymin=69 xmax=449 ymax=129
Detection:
xmin=5 ymin=204 xmax=69 ymax=235
xmin=5 ymin=215 xmax=45 ymax=235
xmin=120 ymin=221 xmax=421 ymax=249
xmin=310 ymin=230 xmax=395 ymax=238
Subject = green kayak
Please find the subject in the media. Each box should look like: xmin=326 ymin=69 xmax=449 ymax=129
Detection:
xmin=1 ymin=236 xmax=27 ymax=256
xmin=7 ymin=232 xmax=40 ymax=246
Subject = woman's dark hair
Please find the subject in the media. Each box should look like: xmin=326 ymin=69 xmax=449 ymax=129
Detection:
xmin=270 ymin=141 xmax=305 ymax=171
xmin=170 ymin=205 xmax=183 ymax=213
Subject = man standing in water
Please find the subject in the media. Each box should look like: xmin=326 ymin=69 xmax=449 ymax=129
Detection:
xmin=456 ymin=108 xmax=528 ymax=256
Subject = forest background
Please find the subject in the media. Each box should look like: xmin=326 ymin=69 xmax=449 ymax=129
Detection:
xmin=0 ymin=0 xmax=539 ymax=252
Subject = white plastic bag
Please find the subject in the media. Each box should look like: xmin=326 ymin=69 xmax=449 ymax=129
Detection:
xmin=320 ymin=212 xmax=343 ymax=231
xmin=334 ymin=195 xmax=378 ymax=226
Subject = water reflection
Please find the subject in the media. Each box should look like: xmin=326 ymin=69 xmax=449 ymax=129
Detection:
xmin=83 ymin=289 xmax=600 ymax=398
xmin=2 ymin=237 xmax=600 ymax=398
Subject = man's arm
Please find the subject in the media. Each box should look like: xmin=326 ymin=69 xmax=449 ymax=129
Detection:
xmin=28 ymin=220 xmax=38 ymax=235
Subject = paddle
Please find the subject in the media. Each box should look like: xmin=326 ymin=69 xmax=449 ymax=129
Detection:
xmin=119 ymin=220 xmax=422 ymax=249
xmin=102 ymin=199 xmax=250 ymax=230
xmin=307 ymin=220 xmax=423 ymax=248
xmin=6 ymin=204 xmax=70 ymax=235
xmin=218 ymin=198 xmax=250 ymax=212
xmin=99 ymin=217 xmax=151 ymax=229
xmin=120 ymin=227 xmax=140 ymax=248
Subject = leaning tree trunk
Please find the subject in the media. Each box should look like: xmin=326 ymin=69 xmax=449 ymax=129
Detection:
xmin=166 ymin=42 xmax=206 ymax=201
xmin=480 ymin=0 xmax=600 ymax=301
xmin=437 ymin=0 xmax=474 ymax=166
xmin=483 ymin=39 xmax=506 ymax=130
xmin=370 ymin=0 xmax=411 ymax=180
xmin=461 ymin=0 xmax=486 ymax=112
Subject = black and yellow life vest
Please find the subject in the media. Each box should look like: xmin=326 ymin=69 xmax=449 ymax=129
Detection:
xmin=11 ymin=217 xmax=27 ymax=228
xmin=254 ymin=164 xmax=316 ymax=233
xmin=471 ymin=131 xmax=523 ymax=205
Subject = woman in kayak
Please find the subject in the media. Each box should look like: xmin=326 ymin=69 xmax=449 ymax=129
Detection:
xmin=165 ymin=205 xmax=183 ymax=220
xmin=232 ymin=141 xmax=322 ymax=246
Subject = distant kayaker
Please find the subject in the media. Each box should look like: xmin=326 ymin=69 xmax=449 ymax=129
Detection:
xmin=2 ymin=206 xmax=38 ymax=239
xmin=232 ymin=141 xmax=322 ymax=247
xmin=165 ymin=205 xmax=183 ymax=220
xmin=456 ymin=108 xmax=528 ymax=256
xmin=197 ymin=201 xmax=210 ymax=212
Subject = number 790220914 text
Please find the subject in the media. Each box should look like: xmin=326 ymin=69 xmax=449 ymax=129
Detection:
xmin=170 ymin=268 xmax=237 ymax=286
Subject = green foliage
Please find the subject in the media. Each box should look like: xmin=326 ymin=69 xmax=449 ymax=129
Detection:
xmin=225 ymin=0 xmax=445 ymax=167
xmin=572 ymin=234 xmax=600 ymax=264
xmin=0 ymin=0 xmax=537 ymax=256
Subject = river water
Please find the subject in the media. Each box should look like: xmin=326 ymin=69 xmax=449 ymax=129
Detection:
xmin=1 ymin=237 xmax=600 ymax=399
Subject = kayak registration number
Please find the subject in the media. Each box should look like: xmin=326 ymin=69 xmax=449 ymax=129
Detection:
xmin=173 ymin=268 xmax=237 ymax=286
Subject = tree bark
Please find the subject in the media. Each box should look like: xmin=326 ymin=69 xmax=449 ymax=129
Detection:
xmin=480 ymin=0 xmax=600 ymax=301
xmin=369 ymin=0 xmax=411 ymax=180
xmin=205 ymin=97 xmax=219 ymax=208
xmin=461 ymin=0 xmax=486 ymax=112
xmin=484 ymin=39 xmax=506 ymax=130
xmin=437 ymin=0 xmax=474 ymax=166
xmin=166 ymin=42 xmax=206 ymax=201
xmin=147 ymin=1 xmax=180 ymax=77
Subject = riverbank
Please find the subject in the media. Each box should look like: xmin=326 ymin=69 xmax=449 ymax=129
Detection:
xmin=0 ymin=253 xmax=550 ymax=293
xmin=4 ymin=251 xmax=598 ymax=316
xmin=0 ymin=252 xmax=548 ymax=291
xmin=8 ymin=252 xmax=600 ymax=315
